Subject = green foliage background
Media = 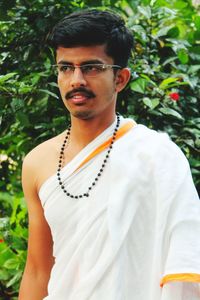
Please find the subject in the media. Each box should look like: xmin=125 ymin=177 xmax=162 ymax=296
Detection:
xmin=0 ymin=0 xmax=199 ymax=298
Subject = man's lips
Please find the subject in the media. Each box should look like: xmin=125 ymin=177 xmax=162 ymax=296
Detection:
xmin=65 ymin=88 xmax=95 ymax=102
xmin=69 ymin=93 xmax=91 ymax=103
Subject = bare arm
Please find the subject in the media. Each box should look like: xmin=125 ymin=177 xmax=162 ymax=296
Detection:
xmin=18 ymin=154 xmax=54 ymax=300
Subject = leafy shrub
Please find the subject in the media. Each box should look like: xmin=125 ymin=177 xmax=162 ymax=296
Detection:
xmin=0 ymin=192 xmax=27 ymax=299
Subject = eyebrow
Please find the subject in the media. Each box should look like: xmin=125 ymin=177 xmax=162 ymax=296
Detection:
xmin=57 ymin=59 xmax=105 ymax=65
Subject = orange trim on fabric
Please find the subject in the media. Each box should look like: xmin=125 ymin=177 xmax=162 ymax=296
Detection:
xmin=74 ymin=121 xmax=135 ymax=173
xmin=160 ymin=273 xmax=200 ymax=287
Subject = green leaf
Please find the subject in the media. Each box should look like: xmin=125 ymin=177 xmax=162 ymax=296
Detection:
xmin=150 ymin=0 xmax=156 ymax=6
xmin=189 ymin=158 xmax=200 ymax=168
xmin=18 ymin=86 xmax=33 ymax=94
xmin=143 ymin=97 xmax=152 ymax=109
xmin=194 ymin=30 xmax=200 ymax=41
xmin=194 ymin=16 xmax=200 ymax=30
xmin=163 ymin=56 xmax=177 ymax=66
xmin=4 ymin=258 xmax=19 ymax=270
xmin=153 ymin=25 xmax=173 ymax=38
xmin=39 ymin=89 xmax=59 ymax=99
xmin=130 ymin=78 xmax=147 ymax=94
xmin=138 ymin=6 xmax=151 ymax=19
xmin=151 ymin=98 xmax=160 ymax=109
xmin=178 ymin=49 xmax=189 ymax=64
xmin=6 ymin=271 xmax=22 ymax=287
xmin=174 ymin=0 xmax=188 ymax=9
xmin=0 ymin=269 xmax=10 ymax=281
xmin=0 ymin=72 xmax=17 ymax=84
xmin=16 ymin=112 xmax=30 ymax=127
xmin=188 ymin=65 xmax=200 ymax=74
xmin=190 ymin=46 xmax=200 ymax=55
xmin=167 ymin=27 xmax=180 ymax=38
xmin=10 ymin=99 xmax=24 ymax=112
xmin=143 ymin=98 xmax=160 ymax=110
xmin=48 ymin=82 xmax=58 ymax=88
xmin=159 ymin=108 xmax=184 ymax=120
xmin=140 ymin=74 xmax=157 ymax=86
xmin=184 ymin=139 xmax=195 ymax=148
xmin=180 ymin=74 xmax=197 ymax=89
xmin=11 ymin=236 xmax=27 ymax=251
xmin=131 ymin=25 xmax=147 ymax=41
xmin=0 ymin=132 xmax=13 ymax=144
xmin=142 ymin=97 xmax=160 ymax=110
xmin=31 ymin=73 xmax=42 ymax=85
xmin=159 ymin=78 xmax=179 ymax=89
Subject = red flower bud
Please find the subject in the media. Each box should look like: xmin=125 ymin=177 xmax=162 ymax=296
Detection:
xmin=169 ymin=92 xmax=180 ymax=101
xmin=0 ymin=239 xmax=4 ymax=243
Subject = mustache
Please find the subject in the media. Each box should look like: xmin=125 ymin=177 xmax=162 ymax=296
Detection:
xmin=65 ymin=88 xmax=96 ymax=100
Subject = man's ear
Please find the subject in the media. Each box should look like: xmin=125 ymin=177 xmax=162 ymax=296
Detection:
xmin=115 ymin=68 xmax=131 ymax=92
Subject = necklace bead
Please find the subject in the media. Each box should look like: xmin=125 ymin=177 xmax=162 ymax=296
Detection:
xmin=57 ymin=114 xmax=120 ymax=198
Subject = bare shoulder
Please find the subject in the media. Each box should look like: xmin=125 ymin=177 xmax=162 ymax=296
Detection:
xmin=23 ymin=133 xmax=62 ymax=165
xmin=22 ymin=131 xmax=65 ymax=195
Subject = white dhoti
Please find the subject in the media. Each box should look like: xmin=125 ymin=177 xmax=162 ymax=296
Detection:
xmin=39 ymin=116 xmax=200 ymax=300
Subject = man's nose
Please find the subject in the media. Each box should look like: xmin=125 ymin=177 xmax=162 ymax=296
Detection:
xmin=70 ymin=67 xmax=87 ymax=88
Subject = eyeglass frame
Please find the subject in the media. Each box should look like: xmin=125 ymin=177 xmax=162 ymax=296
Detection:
xmin=52 ymin=63 xmax=123 ymax=77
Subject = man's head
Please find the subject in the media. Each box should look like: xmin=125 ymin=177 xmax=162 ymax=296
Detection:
xmin=48 ymin=9 xmax=133 ymax=121
xmin=48 ymin=9 xmax=133 ymax=68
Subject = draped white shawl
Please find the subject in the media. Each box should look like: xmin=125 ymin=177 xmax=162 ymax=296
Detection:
xmin=39 ymin=116 xmax=200 ymax=300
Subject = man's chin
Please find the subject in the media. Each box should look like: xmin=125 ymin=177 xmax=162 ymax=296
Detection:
xmin=72 ymin=110 xmax=94 ymax=120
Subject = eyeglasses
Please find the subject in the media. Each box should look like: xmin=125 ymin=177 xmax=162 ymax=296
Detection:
xmin=52 ymin=63 xmax=122 ymax=77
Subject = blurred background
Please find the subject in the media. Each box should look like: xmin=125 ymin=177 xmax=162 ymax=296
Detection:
xmin=0 ymin=0 xmax=200 ymax=298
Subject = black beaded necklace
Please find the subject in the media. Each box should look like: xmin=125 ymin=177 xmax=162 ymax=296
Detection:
xmin=57 ymin=114 xmax=120 ymax=199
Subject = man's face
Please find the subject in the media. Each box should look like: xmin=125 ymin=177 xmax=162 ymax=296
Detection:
xmin=56 ymin=45 xmax=129 ymax=121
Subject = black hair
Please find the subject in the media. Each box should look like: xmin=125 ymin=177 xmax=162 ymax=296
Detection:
xmin=48 ymin=9 xmax=133 ymax=67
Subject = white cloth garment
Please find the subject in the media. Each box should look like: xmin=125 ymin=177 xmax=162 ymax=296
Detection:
xmin=39 ymin=116 xmax=200 ymax=300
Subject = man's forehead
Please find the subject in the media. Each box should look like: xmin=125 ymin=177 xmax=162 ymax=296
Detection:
xmin=56 ymin=45 xmax=113 ymax=64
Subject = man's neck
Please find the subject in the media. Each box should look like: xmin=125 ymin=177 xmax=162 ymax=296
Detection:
xmin=69 ymin=114 xmax=116 ymax=149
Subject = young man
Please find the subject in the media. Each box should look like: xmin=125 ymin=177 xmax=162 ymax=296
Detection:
xmin=19 ymin=9 xmax=200 ymax=300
